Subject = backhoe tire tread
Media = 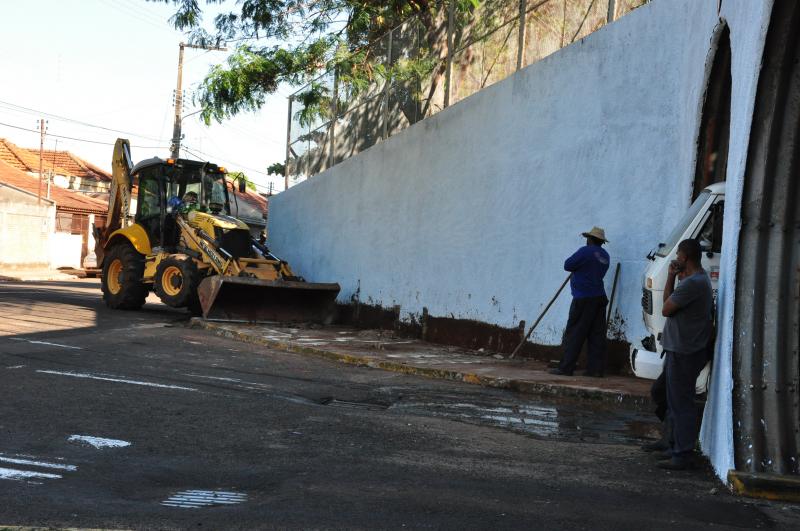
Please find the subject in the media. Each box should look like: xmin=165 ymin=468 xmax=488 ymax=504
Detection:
xmin=102 ymin=243 xmax=147 ymax=310
xmin=154 ymin=256 xmax=202 ymax=310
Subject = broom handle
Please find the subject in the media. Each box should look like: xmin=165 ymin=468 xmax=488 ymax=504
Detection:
xmin=510 ymin=274 xmax=572 ymax=359
xmin=606 ymin=262 xmax=621 ymax=324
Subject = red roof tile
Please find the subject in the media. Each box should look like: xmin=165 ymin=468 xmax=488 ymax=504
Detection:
xmin=0 ymin=138 xmax=111 ymax=182
xmin=0 ymin=159 xmax=108 ymax=215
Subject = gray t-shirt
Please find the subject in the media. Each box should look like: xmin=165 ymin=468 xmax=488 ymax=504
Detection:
xmin=661 ymin=271 xmax=714 ymax=355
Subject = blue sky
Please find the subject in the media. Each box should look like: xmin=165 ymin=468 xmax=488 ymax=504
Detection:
xmin=0 ymin=0 xmax=288 ymax=194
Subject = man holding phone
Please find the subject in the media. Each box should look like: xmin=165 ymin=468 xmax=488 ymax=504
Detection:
xmin=658 ymin=239 xmax=714 ymax=470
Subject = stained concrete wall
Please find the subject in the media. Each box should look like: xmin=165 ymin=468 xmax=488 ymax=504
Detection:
xmin=0 ymin=184 xmax=55 ymax=268
xmin=268 ymin=0 xmax=774 ymax=479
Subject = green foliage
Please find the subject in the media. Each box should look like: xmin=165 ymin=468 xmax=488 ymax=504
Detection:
xmin=151 ymin=1 xmax=481 ymax=123
xmin=267 ymin=162 xmax=285 ymax=176
xmin=228 ymin=170 xmax=257 ymax=191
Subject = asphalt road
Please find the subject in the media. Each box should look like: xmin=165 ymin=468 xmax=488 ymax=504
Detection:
xmin=0 ymin=279 xmax=798 ymax=530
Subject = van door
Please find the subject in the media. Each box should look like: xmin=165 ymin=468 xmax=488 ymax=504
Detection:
xmin=694 ymin=198 xmax=724 ymax=299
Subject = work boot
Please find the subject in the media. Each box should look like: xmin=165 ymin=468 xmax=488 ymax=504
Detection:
xmin=641 ymin=440 xmax=669 ymax=453
xmin=549 ymin=368 xmax=572 ymax=376
xmin=657 ymin=455 xmax=697 ymax=471
xmin=652 ymin=450 xmax=673 ymax=461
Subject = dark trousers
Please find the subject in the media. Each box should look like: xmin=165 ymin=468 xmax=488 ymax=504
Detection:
xmin=665 ymin=350 xmax=707 ymax=457
xmin=651 ymin=365 xmax=673 ymax=444
xmin=559 ymin=296 xmax=608 ymax=374
xmin=651 ymin=366 xmax=668 ymax=421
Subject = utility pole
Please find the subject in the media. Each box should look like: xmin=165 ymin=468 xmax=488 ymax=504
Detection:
xmin=37 ymin=118 xmax=46 ymax=204
xmin=170 ymin=42 xmax=227 ymax=159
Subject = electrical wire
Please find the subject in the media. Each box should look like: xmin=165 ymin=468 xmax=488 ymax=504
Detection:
xmin=181 ymin=144 xmax=278 ymax=194
xmin=0 ymin=100 xmax=167 ymax=142
xmin=0 ymin=120 xmax=164 ymax=149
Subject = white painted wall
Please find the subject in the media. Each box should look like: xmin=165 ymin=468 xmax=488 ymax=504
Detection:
xmin=49 ymin=232 xmax=83 ymax=269
xmin=0 ymin=185 xmax=54 ymax=268
xmin=268 ymin=0 xmax=774 ymax=480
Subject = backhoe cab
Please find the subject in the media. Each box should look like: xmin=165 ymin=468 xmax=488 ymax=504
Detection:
xmin=96 ymin=139 xmax=340 ymax=323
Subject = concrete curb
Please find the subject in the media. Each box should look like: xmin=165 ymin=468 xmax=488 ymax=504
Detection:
xmin=192 ymin=319 xmax=651 ymax=410
xmin=728 ymin=470 xmax=800 ymax=503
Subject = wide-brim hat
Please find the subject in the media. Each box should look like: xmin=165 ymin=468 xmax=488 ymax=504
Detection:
xmin=582 ymin=226 xmax=609 ymax=243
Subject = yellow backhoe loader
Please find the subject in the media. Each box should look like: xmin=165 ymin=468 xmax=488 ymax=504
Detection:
xmin=94 ymin=139 xmax=339 ymax=322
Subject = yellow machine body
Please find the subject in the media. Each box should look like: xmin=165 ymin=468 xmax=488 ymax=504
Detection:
xmin=95 ymin=139 xmax=339 ymax=322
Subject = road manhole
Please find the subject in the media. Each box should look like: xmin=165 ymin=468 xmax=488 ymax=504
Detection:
xmin=162 ymin=490 xmax=248 ymax=508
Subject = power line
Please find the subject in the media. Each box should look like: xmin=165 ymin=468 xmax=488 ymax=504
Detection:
xmin=181 ymin=144 xmax=278 ymax=193
xmin=0 ymin=120 xmax=164 ymax=149
xmin=0 ymin=100 xmax=166 ymax=142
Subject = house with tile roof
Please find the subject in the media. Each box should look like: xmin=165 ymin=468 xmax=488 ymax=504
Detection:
xmin=0 ymin=159 xmax=108 ymax=269
xmin=229 ymin=186 xmax=268 ymax=236
xmin=0 ymin=138 xmax=112 ymax=194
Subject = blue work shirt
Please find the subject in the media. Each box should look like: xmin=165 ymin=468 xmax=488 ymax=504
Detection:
xmin=564 ymin=245 xmax=610 ymax=299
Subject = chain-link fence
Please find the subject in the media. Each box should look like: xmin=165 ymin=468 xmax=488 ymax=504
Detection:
xmin=286 ymin=0 xmax=648 ymax=183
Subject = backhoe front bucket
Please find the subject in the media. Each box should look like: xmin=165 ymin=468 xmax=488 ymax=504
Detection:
xmin=197 ymin=276 xmax=341 ymax=323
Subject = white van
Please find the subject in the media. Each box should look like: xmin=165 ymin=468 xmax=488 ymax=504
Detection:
xmin=629 ymin=182 xmax=724 ymax=392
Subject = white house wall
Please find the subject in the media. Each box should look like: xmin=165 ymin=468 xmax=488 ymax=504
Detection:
xmin=0 ymin=185 xmax=55 ymax=268
xmin=268 ymin=0 xmax=773 ymax=480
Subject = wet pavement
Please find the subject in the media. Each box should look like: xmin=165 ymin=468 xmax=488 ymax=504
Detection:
xmin=195 ymin=320 xmax=654 ymax=408
xmin=3 ymin=279 xmax=800 ymax=530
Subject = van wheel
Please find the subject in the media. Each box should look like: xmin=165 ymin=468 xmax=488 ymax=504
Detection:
xmin=102 ymin=244 xmax=147 ymax=310
xmin=154 ymin=256 xmax=201 ymax=309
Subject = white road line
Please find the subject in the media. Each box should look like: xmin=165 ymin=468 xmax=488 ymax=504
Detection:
xmin=67 ymin=435 xmax=131 ymax=449
xmin=0 ymin=456 xmax=77 ymax=471
xmin=0 ymin=466 xmax=61 ymax=481
xmin=5 ymin=365 xmax=25 ymax=369
xmin=36 ymin=370 xmax=197 ymax=391
xmin=9 ymin=338 xmax=82 ymax=349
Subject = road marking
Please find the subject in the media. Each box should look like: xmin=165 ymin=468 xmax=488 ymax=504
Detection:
xmin=67 ymin=435 xmax=131 ymax=449
xmin=8 ymin=338 xmax=82 ymax=349
xmin=0 ymin=455 xmax=77 ymax=471
xmin=162 ymin=490 xmax=248 ymax=508
xmin=0 ymin=466 xmax=62 ymax=481
xmin=5 ymin=365 xmax=25 ymax=369
xmin=36 ymin=370 xmax=197 ymax=391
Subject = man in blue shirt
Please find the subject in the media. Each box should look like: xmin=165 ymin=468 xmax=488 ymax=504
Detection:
xmin=550 ymin=226 xmax=610 ymax=376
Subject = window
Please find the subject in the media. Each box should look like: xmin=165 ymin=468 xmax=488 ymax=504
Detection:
xmin=138 ymin=176 xmax=160 ymax=219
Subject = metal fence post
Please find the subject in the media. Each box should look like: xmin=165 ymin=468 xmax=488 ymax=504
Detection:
xmin=284 ymin=96 xmax=292 ymax=191
xmin=329 ymin=68 xmax=339 ymax=169
xmin=607 ymin=0 xmax=616 ymax=23
xmin=444 ymin=0 xmax=455 ymax=108
xmin=382 ymin=30 xmax=393 ymax=140
xmin=517 ymin=0 xmax=527 ymax=70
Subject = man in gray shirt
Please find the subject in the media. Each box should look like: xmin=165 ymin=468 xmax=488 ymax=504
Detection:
xmin=658 ymin=238 xmax=713 ymax=470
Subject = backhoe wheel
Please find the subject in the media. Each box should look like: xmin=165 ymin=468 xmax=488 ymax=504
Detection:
xmin=154 ymin=256 xmax=201 ymax=310
xmin=102 ymin=243 xmax=147 ymax=310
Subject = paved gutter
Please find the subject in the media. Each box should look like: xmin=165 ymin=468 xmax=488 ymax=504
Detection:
xmin=191 ymin=319 xmax=653 ymax=410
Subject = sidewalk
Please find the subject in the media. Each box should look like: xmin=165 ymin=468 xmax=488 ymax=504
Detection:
xmin=0 ymin=268 xmax=80 ymax=282
xmin=192 ymin=319 xmax=653 ymax=410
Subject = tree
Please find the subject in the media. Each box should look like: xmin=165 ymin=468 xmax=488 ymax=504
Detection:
xmin=228 ymin=170 xmax=256 ymax=191
xmin=153 ymin=1 xmax=482 ymax=127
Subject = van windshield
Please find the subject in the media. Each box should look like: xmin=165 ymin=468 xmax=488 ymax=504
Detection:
xmin=655 ymin=190 xmax=712 ymax=257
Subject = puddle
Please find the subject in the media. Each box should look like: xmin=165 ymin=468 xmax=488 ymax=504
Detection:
xmin=390 ymin=399 xmax=659 ymax=445
xmin=162 ymin=490 xmax=248 ymax=508
xmin=319 ymin=397 xmax=388 ymax=411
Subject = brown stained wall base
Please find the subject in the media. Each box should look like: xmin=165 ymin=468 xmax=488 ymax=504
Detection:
xmin=333 ymin=302 xmax=633 ymax=375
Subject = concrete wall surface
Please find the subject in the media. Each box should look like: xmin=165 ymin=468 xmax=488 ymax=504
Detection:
xmin=0 ymin=185 xmax=55 ymax=268
xmin=50 ymin=232 xmax=83 ymax=269
xmin=268 ymin=0 xmax=774 ymax=479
